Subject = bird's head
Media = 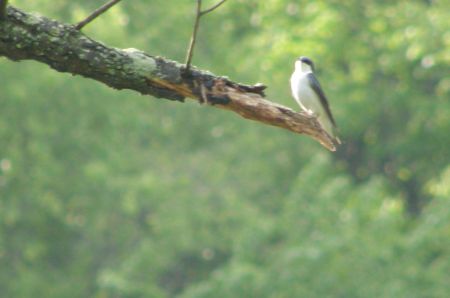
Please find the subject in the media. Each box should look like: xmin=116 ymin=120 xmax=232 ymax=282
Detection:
xmin=295 ymin=56 xmax=315 ymax=72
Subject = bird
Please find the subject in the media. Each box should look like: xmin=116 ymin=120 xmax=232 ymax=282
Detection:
xmin=290 ymin=56 xmax=341 ymax=145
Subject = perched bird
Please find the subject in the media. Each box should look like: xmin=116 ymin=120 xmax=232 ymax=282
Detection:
xmin=290 ymin=56 xmax=341 ymax=144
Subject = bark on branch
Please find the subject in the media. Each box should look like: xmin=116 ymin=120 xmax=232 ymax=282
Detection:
xmin=0 ymin=5 xmax=337 ymax=151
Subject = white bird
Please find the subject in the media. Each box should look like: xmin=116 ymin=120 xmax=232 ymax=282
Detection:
xmin=290 ymin=56 xmax=341 ymax=145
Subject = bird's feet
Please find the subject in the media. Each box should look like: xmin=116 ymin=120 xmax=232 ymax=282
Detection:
xmin=306 ymin=109 xmax=316 ymax=117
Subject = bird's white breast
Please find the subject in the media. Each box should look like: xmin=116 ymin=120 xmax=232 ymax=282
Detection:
xmin=290 ymin=71 xmax=322 ymax=115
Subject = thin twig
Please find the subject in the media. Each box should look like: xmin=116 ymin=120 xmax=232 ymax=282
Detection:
xmin=185 ymin=0 xmax=203 ymax=72
xmin=0 ymin=0 xmax=8 ymax=20
xmin=184 ymin=0 xmax=228 ymax=72
xmin=75 ymin=0 xmax=122 ymax=30
xmin=200 ymin=0 xmax=227 ymax=16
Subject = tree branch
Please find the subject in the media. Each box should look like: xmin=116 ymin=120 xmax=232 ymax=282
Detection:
xmin=0 ymin=5 xmax=337 ymax=151
xmin=185 ymin=0 xmax=228 ymax=72
xmin=75 ymin=0 xmax=122 ymax=30
xmin=184 ymin=0 xmax=203 ymax=72
xmin=200 ymin=0 xmax=228 ymax=16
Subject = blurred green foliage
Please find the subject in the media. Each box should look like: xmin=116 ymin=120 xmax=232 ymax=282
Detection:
xmin=1 ymin=0 xmax=449 ymax=297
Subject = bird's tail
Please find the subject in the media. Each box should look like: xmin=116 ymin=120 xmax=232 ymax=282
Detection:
xmin=334 ymin=135 xmax=342 ymax=145
xmin=331 ymin=125 xmax=342 ymax=145
xmin=319 ymin=116 xmax=341 ymax=146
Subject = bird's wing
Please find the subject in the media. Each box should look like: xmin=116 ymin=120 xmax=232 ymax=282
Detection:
xmin=306 ymin=73 xmax=336 ymax=127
